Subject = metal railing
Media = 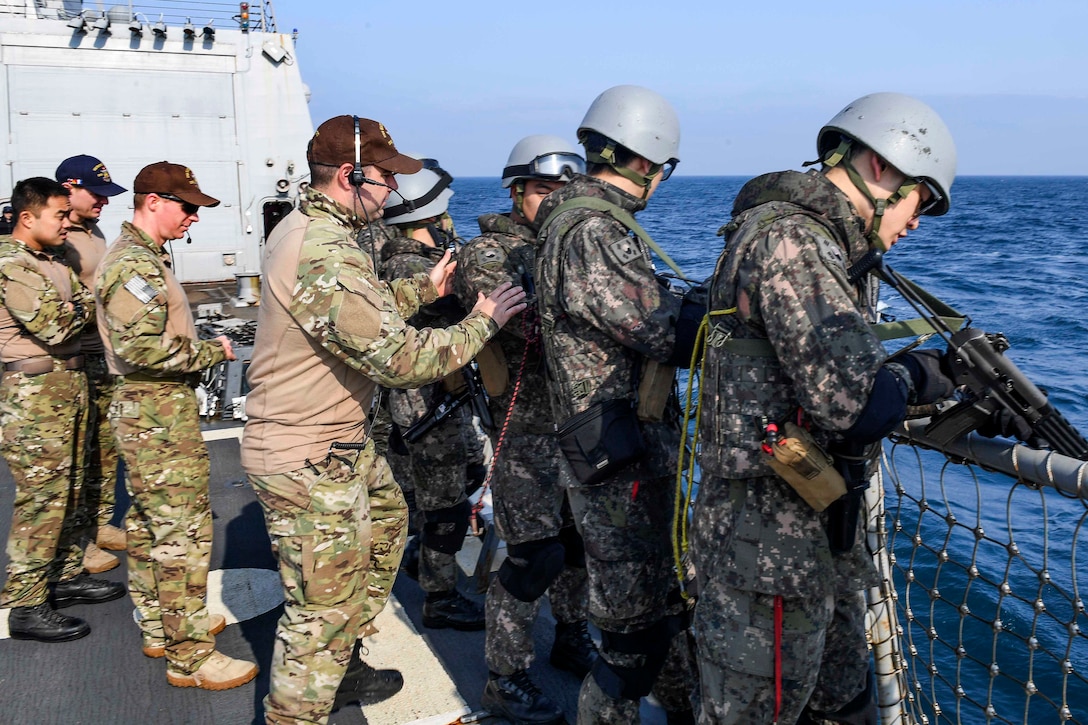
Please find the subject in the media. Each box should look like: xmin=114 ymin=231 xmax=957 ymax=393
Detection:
xmin=0 ymin=1 xmax=276 ymax=31
xmin=873 ymin=421 xmax=1088 ymax=724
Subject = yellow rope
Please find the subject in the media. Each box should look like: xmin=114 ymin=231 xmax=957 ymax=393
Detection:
xmin=673 ymin=307 xmax=736 ymax=597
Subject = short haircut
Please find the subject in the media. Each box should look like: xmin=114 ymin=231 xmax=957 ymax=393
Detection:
xmin=581 ymin=130 xmax=638 ymax=176
xmin=11 ymin=177 xmax=69 ymax=219
xmin=309 ymin=161 xmax=338 ymax=189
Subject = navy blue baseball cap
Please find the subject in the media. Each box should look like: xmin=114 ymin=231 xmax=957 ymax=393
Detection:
xmin=55 ymin=155 xmax=126 ymax=196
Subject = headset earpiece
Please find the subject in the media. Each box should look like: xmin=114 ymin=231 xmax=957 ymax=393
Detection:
xmin=349 ymin=115 xmax=365 ymax=187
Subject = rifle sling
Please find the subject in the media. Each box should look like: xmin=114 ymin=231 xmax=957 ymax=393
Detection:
xmin=543 ymin=196 xmax=687 ymax=280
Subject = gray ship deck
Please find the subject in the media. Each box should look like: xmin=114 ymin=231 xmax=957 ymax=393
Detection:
xmin=0 ymin=280 xmax=675 ymax=723
xmin=0 ymin=434 xmax=584 ymax=724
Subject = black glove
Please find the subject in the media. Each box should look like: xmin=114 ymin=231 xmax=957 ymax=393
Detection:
xmin=897 ymin=348 xmax=956 ymax=405
xmin=976 ymin=393 xmax=1048 ymax=448
xmin=977 ymin=408 xmax=1034 ymax=442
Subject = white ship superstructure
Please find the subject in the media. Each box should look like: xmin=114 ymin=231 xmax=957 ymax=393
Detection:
xmin=0 ymin=0 xmax=313 ymax=282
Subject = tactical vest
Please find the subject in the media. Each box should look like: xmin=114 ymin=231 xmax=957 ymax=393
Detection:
xmin=700 ymin=202 xmax=862 ymax=479
xmin=536 ymin=196 xmax=654 ymax=421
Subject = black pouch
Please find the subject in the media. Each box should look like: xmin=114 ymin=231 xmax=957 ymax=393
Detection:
xmin=557 ymin=399 xmax=645 ymax=486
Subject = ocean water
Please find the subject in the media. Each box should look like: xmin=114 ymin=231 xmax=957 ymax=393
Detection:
xmin=449 ymin=174 xmax=1088 ymax=428
xmin=447 ymin=175 xmax=1088 ymax=721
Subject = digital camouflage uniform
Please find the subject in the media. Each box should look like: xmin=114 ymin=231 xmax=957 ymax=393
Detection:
xmin=454 ymin=212 xmax=590 ymax=675
xmin=535 ymin=176 xmax=697 ymax=723
xmin=693 ymin=170 xmax=882 ymax=723
xmin=62 ymin=219 xmax=121 ymax=536
xmin=96 ymin=220 xmax=229 ymax=673
xmin=378 ymin=234 xmax=473 ymax=594
xmin=243 ymin=187 xmax=499 ymax=725
xmin=0 ymin=238 xmax=93 ymax=607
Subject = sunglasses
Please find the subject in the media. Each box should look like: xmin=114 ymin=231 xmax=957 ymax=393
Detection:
xmin=661 ymin=158 xmax=679 ymax=182
xmin=913 ymin=180 xmax=943 ymax=218
xmin=156 ymin=193 xmax=200 ymax=216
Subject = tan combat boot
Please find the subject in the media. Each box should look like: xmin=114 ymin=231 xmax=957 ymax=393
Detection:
xmin=142 ymin=614 xmax=227 ymax=658
xmin=96 ymin=524 xmax=127 ymax=551
xmin=82 ymin=541 xmax=119 ymax=573
xmin=166 ymin=651 xmax=258 ymax=691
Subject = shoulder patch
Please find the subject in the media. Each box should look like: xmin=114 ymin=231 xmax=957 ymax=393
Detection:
xmin=123 ymin=275 xmax=159 ymax=304
xmin=608 ymin=236 xmax=642 ymax=265
xmin=813 ymin=234 xmax=846 ymax=272
xmin=2 ymin=263 xmax=45 ymax=315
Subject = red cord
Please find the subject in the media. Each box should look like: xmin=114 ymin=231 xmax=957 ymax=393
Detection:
xmin=773 ymin=594 xmax=783 ymax=725
xmin=471 ymin=305 xmax=540 ymax=520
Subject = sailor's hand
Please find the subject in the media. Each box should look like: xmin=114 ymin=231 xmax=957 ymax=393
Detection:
xmin=216 ymin=335 xmax=237 ymax=361
xmin=428 ymin=249 xmax=457 ymax=297
xmin=899 ymin=348 xmax=956 ymax=405
xmin=473 ymin=281 xmax=527 ymax=328
xmin=977 ymin=393 xmax=1047 ymax=448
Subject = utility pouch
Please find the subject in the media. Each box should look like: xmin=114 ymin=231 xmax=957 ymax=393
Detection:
xmin=474 ymin=342 xmax=509 ymax=397
xmin=765 ymin=422 xmax=847 ymax=512
xmin=557 ymin=399 xmax=645 ymax=486
xmin=441 ymin=370 xmax=466 ymax=394
xmin=637 ymin=359 xmax=676 ymax=422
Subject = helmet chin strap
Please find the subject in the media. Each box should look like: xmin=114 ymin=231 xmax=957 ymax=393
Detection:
xmin=817 ymin=138 xmax=918 ymax=250
xmin=512 ymin=181 xmax=526 ymax=220
xmin=587 ymin=141 xmax=659 ymax=200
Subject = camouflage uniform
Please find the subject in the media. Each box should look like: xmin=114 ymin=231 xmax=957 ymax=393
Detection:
xmin=693 ymin=170 xmax=883 ymax=723
xmin=454 ymin=212 xmax=589 ymax=675
xmin=96 ymin=221 xmax=229 ymax=672
xmin=242 ymin=187 xmax=499 ymax=725
xmin=62 ymin=219 xmax=121 ymax=535
xmin=355 ymin=216 xmax=395 ymax=261
xmin=535 ymin=176 xmax=696 ymax=723
xmin=0 ymin=238 xmax=93 ymax=607
xmin=378 ymin=234 xmax=472 ymax=594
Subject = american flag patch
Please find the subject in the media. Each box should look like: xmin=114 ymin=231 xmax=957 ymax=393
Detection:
xmin=123 ymin=276 xmax=159 ymax=304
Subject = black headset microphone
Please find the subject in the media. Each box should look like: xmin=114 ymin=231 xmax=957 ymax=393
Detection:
xmin=347 ymin=115 xmax=413 ymax=210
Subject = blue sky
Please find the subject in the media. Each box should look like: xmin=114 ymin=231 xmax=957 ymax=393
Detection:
xmin=271 ymin=1 xmax=1087 ymax=176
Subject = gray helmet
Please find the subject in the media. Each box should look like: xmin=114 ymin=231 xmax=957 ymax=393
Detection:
xmin=501 ymin=135 xmax=585 ymax=188
xmin=577 ymin=85 xmax=681 ymax=165
xmin=817 ymin=92 xmax=956 ymax=216
xmin=383 ymin=168 xmax=453 ymax=225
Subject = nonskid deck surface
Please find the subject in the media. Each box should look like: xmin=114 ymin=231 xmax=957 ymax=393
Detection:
xmin=0 ymin=432 xmax=669 ymax=724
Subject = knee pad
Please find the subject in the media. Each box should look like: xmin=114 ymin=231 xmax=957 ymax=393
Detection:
xmin=591 ymin=618 xmax=681 ymax=700
xmin=557 ymin=524 xmax=586 ymax=568
xmin=497 ymin=537 xmax=565 ymax=602
xmin=420 ymin=499 xmax=470 ymax=555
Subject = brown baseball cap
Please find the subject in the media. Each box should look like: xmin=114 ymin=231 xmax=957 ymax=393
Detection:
xmin=306 ymin=116 xmax=423 ymax=174
xmin=133 ymin=161 xmax=220 ymax=207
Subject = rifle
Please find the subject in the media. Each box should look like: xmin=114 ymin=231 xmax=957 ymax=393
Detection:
xmin=851 ymin=249 xmax=1088 ymax=461
xmin=402 ymin=360 xmax=494 ymax=444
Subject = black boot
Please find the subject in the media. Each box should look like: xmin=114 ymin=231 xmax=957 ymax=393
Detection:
xmin=481 ymin=670 xmax=564 ymax=725
xmin=666 ymin=709 xmax=696 ymax=725
xmin=331 ymin=641 xmax=404 ymax=712
xmin=422 ymin=590 xmax=485 ymax=631
xmin=50 ymin=572 xmax=126 ymax=608
xmin=549 ymin=620 xmax=598 ymax=679
xmin=8 ymin=602 xmax=91 ymax=642
xmin=400 ymin=536 xmax=420 ymax=581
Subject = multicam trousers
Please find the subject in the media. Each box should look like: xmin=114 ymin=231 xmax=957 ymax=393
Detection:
xmin=0 ymin=368 xmax=88 ymax=606
xmin=249 ymin=439 xmax=408 ymax=725
xmin=110 ymin=381 xmax=217 ymax=672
